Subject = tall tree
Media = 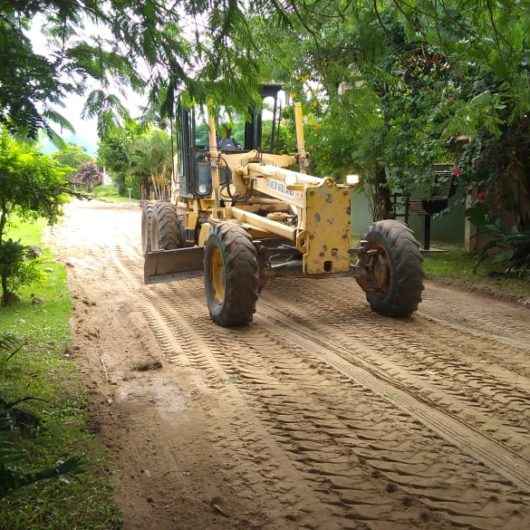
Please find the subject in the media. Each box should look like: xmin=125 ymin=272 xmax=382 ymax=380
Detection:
xmin=0 ymin=1 xmax=275 ymax=139
xmin=98 ymin=120 xmax=173 ymax=199
xmin=51 ymin=143 xmax=92 ymax=176
xmin=251 ymin=1 xmax=529 ymax=225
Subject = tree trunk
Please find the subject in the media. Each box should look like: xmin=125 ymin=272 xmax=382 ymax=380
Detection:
xmin=370 ymin=165 xmax=393 ymax=221
xmin=1 ymin=207 xmax=7 ymax=305
xmin=1 ymin=273 xmax=9 ymax=306
xmin=1 ymin=205 xmax=14 ymax=305
xmin=0 ymin=206 xmax=7 ymax=245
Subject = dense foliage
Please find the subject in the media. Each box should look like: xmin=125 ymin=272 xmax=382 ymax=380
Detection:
xmin=0 ymin=0 xmax=277 ymax=139
xmin=0 ymin=132 xmax=69 ymax=304
xmin=51 ymin=143 xmax=103 ymax=190
xmin=0 ymin=241 xmax=41 ymax=306
xmin=71 ymin=162 xmax=103 ymax=191
xmin=98 ymin=121 xmax=173 ymax=199
xmin=51 ymin=144 xmax=92 ymax=177
xmin=251 ymin=1 xmax=529 ymax=224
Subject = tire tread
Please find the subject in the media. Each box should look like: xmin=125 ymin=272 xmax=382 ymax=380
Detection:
xmin=153 ymin=202 xmax=182 ymax=250
xmin=204 ymin=222 xmax=259 ymax=326
xmin=364 ymin=219 xmax=424 ymax=317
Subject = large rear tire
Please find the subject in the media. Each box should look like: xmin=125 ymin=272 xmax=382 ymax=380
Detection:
xmin=204 ymin=222 xmax=259 ymax=327
xmin=358 ymin=220 xmax=423 ymax=317
xmin=141 ymin=203 xmax=155 ymax=254
xmin=150 ymin=202 xmax=183 ymax=251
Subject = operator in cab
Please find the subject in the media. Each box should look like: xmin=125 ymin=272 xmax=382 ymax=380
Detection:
xmin=218 ymin=124 xmax=240 ymax=152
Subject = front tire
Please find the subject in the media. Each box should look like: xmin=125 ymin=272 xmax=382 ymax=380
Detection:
xmin=204 ymin=222 xmax=259 ymax=327
xmin=357 ymin=220 xmax=423 ymax=317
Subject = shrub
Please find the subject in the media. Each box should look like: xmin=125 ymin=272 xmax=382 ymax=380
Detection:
xmin=0 ymin=240 xmax=41 ymax=306
xmin=475 ymin=224 xmax=530 ymax=277
xmin=0 ymin=130 xmax=68 ymax=305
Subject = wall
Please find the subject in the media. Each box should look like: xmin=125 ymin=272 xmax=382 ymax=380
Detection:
xmin=350 ymin=188 xmax=466 ymax=247
xmin=408 ymin=189 xmax=466 ymax=247
xmin=350 ymin=190 xmax=372 ymax=238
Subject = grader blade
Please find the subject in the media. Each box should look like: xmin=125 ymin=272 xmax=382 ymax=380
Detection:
xmin=143 ymin=247 xmax=204 ymax=284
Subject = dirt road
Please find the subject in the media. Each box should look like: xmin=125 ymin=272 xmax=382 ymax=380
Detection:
xmin=50 ymin=200 xmax=530 ymax=530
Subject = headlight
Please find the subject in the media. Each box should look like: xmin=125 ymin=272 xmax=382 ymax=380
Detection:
xmin=346 ymin=174 xmax=360 ymax=186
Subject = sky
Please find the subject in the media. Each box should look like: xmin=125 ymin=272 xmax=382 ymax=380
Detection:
xmin=28 ymin=15 xmax=146 ymax=156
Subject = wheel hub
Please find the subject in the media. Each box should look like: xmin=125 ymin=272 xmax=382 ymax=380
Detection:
xmin=371 ymin=246 xmax=390 ymax=291
xmin=354 ymin=243 xmax=391 ymax=293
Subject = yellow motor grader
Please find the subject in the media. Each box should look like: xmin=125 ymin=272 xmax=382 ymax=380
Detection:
xmin=142 ymin=85 xmax=423 ymax=326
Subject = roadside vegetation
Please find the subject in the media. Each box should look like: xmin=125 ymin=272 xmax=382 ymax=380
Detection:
xmin=91 ymin=184 xmax=134 ymax=203
xmin=52 ymin=143 xmax=103 ymax=191
xmin=0 ymin=217 xmax=122 ymax=530
xmin=98 ymin=122 xmax=174 ymax=199
xmin=424 ymin=247 xmax=530 ymax=303
xmin=0 ymin=132 xmax=120 ymax=527
xmin=0 ymin=132 xmax=69 ymax=306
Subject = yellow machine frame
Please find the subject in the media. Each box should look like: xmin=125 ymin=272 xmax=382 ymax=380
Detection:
xmin=176 ymin=101 xmax=355 ymax=275
xmin=142 ymin=90 xmax=424 ymax=327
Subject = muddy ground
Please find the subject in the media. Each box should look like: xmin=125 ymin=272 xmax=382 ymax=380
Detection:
xmin=49 ymin=200 xmax=530 ymax=530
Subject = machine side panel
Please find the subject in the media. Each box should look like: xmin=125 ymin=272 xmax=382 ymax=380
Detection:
xmin=252 ymin=176 xmax=305 ymax=209
xmin=303 ymin=182 xmax=351 ymax=274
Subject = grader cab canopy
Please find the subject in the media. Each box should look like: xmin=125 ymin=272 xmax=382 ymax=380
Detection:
xmin=142 ymin=85 xmax=424 ymax=327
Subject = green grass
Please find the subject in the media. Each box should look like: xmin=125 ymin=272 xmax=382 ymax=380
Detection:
xmin=1 ymin=218 xmax=122 ymax=530
xmin=91 ymin=184 xmax=137 ymax=204
xmin=423 ymin=244 xmax=530 ymax=300
xmin=5 ymin=216 xmax=47 ymax=246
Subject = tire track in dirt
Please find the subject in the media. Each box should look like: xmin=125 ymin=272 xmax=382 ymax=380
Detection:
xmin=53 ymin=203 xmax=530 ymax=529
xmin=165 ymin=279 xmax=530 ymax=530
xmin=418 ymin=311 xmax=530 ymax=356
xmin=111 ymin=246 xmax=341 ymax=530
xmin=115 ymin=249 xmax=449 ymax=529
xmin=155 ymin=286 xmax=451 ymax=530
xmin=420 ymin=283 xmax=530 ymax=350
xmin=114 ymin=247 xmax=530 ymax=529
xmin=259 ymin=297 xmax=530 ymax=488
xmin=54 ymin=204 xmax=309 ymax=528
xmin=297 ymin=275 xmax=530 ymax=380
xmin=268 ymin=276 xmax=530 ymax=457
